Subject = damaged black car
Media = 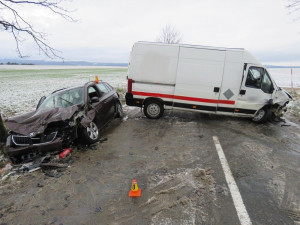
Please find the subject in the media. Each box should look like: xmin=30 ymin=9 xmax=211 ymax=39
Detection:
xmin=5 ymin=80 xmax=123 ymax=163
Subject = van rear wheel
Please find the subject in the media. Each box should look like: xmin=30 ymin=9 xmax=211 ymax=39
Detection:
xmin=144 ymin=100 xmax=164 ymax=119
xmin=252 ymin=108 xmax=271 ymax=123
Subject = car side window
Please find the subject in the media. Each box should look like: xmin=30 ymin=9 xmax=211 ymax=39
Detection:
xmin=245 ymin=67 xmax=263 ymax=89
xmin=104 ymin=83 xmax=113 ymax=91
xmin=96 ymin=83 xmax=109 ymax=94
xmin=88 ymin=86 xmax=100 ymax=102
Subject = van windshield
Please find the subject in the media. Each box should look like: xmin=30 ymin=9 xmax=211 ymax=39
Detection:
xmin=38 ymin=87 xmax=84 ymax=110
xmin=261 ymin=70 xmax=273 ymax=93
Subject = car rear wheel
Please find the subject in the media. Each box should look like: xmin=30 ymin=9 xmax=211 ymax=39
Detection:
xmin=81 ymin=121 xmax=99 ymax=144
xmin=115 ymin=102 xmax=123 ymax=118
xmin=252 ymin=108 xmax=271 ymax=123
xmin=144 ymin=100 xmax=164 ymax=119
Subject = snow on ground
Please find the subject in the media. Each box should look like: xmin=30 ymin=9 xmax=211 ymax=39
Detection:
xmin=268 ymin=68 xmax=300 ymax=88
xmin=0 ymin=66 xmax=127 ymax=116
xmin=0 ymin=66 xmax=299 ymax=117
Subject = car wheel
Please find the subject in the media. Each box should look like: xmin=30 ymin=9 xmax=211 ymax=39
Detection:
xmin=252 ymin=108 xmax=271 ymax=123
xmin=82 ymin=121 xmax=99 ymax=144
xmin=144 ymin=100 xmax=164 ymax=119
xmin=115 ymin=102 xmax=123 ymax=118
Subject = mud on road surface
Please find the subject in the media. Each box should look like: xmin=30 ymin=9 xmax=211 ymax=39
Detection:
xmin=0 ymin=107 xmax=300 ymax=225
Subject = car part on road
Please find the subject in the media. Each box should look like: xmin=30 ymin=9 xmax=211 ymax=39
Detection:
xmin=144 ymin=100 xmax=164 ymax=119
xmin=59 ymin=148 xmax=72 ymax=158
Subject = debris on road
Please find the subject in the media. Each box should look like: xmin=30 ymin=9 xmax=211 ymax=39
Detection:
xmin=59 ymin=148 xmax=72 ymax=158
xmin=0 ymin=163 xmax=12 ymax=175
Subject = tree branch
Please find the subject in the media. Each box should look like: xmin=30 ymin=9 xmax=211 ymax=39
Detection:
xmin=0 ymin=0 xmax=75 ymax=59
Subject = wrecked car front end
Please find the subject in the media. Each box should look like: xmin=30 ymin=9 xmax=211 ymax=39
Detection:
xmin=6 ymin=131 xmax=63 ymax=161
xmin=5 ymin=85 xmax=97 ymax=163
xmin=5 ymin=108 xmax=79 ymax=163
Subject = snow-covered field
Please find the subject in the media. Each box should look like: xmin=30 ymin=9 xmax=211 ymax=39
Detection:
xmin=268 ymin=68 xmax=300 ymax=88
xmin=0 ymin=66 xmax=299 ymax=117
xmin=0 ymin=66 xmax=127 ymax=116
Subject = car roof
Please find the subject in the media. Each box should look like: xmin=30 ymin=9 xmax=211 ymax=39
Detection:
xmin=50 ymin=81 xmax=108 ymax=95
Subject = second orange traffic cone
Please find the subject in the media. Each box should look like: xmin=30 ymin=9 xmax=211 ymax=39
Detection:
xmin=129 ymin=179 xmax=141 ymax=197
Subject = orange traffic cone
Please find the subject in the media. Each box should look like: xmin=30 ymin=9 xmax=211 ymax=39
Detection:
xmin=95 ymin=75 xmax=99 ymax=83
xmin=129 ymin=179 xmax=141 ymax=197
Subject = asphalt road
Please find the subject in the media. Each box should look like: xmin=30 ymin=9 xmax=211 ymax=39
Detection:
xmin=0 ymin=107 xmax=299 ymax=225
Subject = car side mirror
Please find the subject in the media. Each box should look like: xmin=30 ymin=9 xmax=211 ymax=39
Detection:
xmin=270 ymin=86 xmax=274 ymax=93
xmin=36 ymin=96 xmax=46 ymax=109
xmin=91 ymin=96 xmax=100 ymax=103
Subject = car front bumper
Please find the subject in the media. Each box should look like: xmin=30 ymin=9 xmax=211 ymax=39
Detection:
xmin=6 ymin=135 xmax=63 ymax=157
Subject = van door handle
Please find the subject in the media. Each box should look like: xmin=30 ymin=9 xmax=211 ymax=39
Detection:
xmin=240 ymin=90 xmax=246 ymax=95
xmin=213 ymin=87 xmax=220 ymax=93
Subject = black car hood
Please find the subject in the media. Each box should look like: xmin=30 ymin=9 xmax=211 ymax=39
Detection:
xmin=5 ymin=105 xmax=79 ymax=136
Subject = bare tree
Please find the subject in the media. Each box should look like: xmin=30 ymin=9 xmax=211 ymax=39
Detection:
xmin=156 ymin=24 xmax=182 ymax=44
xmin=287 ymin=0 xmax=300 ymax=20
xmin=0 ymin=0 xmax=75 ymax=59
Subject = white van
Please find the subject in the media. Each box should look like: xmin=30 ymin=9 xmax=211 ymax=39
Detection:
xmin=125 ymin=42 xmax=292 ymax=122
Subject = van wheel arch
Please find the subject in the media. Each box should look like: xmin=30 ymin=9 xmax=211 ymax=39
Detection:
xmin=142 ymin=97 xmax=164 ymax=107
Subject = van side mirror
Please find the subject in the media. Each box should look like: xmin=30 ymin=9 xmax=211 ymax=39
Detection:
xmin=270 ymin=86 xmax=274 ymax=93
xmin=36 ymin=96 xmax=46 ymax=109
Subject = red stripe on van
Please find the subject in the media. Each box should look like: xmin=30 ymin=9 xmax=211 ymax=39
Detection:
xmin=132 ymin=91 xmax=235 ymax=105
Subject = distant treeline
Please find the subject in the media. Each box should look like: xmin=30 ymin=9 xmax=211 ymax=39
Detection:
xmin=0 ymin=62 xmax=34 ymax=65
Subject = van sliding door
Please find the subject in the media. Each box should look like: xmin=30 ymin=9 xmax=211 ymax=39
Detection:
xmin=174 ymin=47 xmax=225 ymax=112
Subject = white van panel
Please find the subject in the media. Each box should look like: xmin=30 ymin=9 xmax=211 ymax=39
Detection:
xmin=179 ymin=47 xmax=226 ymax=61
xmin=129 ymin=43 xmax=179 ymax=84
xmin=132 ymin=83 xmax=174 ymax=96
xmin=174 ymin=47 xmax=225 ymax=110
xmin=243 ymin=50 xmax=262 ymax=66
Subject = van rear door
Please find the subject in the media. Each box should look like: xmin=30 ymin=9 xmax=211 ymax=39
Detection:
xmin=174 ymin=47 xmax=225 ymax=112
xmin=235 ymin=64 xmax=274 ymax=114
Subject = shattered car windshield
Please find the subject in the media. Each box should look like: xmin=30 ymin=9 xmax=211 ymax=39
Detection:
xmin=38 ymin=87 xmax=84 ymax=109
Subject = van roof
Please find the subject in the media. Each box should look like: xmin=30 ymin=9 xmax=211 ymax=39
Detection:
xmin=136 ymin=41 xmax=244 ymax=52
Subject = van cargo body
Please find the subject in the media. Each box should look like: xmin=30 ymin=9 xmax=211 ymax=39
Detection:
xmin=126 ymin=42 xmax=291 ymax=122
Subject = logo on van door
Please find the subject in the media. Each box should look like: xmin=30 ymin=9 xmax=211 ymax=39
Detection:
xmin=223 ymin=89 xmax=234 ymax=100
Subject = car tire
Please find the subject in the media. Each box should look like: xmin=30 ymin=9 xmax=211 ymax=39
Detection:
xmin=144 ymin=100 xmax=164 ymax=119
xmin=81 ymin=121 xmax=99 ymax=144
xmin=252 ymin=107 xmax=271 ymax=123
xmin=115 ymin=102 xmax=123 ymax=118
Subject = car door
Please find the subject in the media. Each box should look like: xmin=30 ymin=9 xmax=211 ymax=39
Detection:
xmin=96 ymin=82 xmax=115 ymax=121
xmin=235 ymin=64 xmax=274 ymax=114
xmin=87 ymin=85 xmax=109 ymax=129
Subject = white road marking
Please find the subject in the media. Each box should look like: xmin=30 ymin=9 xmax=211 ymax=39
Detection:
xmin=213 ymin=136 xmax=252 ymax=225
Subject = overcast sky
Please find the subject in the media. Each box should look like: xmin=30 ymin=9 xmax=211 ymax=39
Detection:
xmin=1 ymin=0 xmax=300 ymax=65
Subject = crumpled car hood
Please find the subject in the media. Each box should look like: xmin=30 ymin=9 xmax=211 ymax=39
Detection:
xmin=5 ymin=105 xmax=79 ymax=136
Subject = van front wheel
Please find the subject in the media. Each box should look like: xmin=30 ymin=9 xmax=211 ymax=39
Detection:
xmin=144 ymin=100 xmax=164 ymax=119
xmin=252 ymin=108 xmax=271 ymax=123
